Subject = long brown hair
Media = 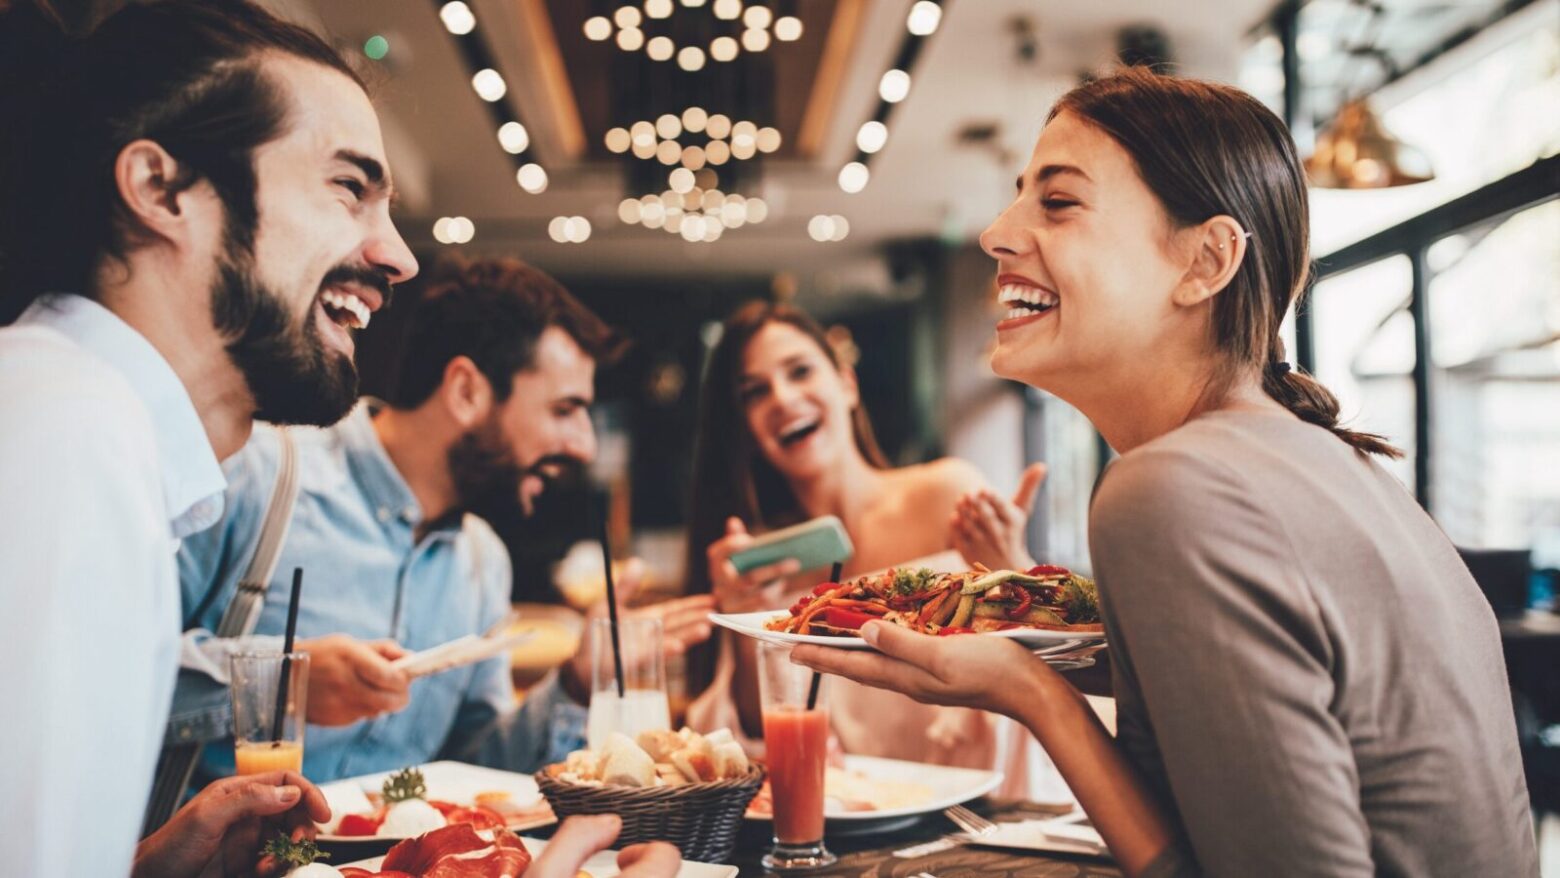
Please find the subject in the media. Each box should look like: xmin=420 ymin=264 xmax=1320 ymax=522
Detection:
xmin=683 ymin=301 xmax=888 ymax=598
xmin=1052 ymin=67 xmax=1400 ymax=458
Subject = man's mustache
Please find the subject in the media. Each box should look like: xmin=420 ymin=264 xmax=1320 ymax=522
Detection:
xmin=319 ymin=264 xmax=394 ymax=308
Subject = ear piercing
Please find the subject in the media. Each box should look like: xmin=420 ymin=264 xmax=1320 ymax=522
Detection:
xmin=1218 ymin=232 xmax=1254 ymax=251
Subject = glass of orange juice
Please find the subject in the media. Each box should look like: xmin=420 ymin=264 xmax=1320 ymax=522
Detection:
xmin=757 ymin=640 xmax=836 ymax=872
xmin=229 ymin=651 xmax=309 ymax=775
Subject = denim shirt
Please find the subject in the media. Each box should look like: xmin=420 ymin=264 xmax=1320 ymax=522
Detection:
xmin=170 ymin=402 xmax=586 ymax=785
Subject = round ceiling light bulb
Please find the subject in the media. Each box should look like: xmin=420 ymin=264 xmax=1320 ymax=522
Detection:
xmin=582 ymin=15 xmax=611 ymax=40
xmin=471 ymin=68 xmax=507 ymax=102
xmin=742 ymin=5 xmax=772 ymax=28
xmin=741 ymin=28 xmax=770 ymax=52
xmin=703 ymin=220 xmax=723 ymax=242
xmin=756 ymin=126 xmax=782 ymax=153
xmin=829 ymin=214 xmax=850 ymax=241
xmin=879 ymin=69 xmax=911 ymax=103
xmin=838 ymin=161 xmax=869 ymax=193
xmin=694 ymin=168 xmax=719 ymax=190
xmin=710 ymin=35 xmax=739 ymax=62
xmin=647 ymin=36 xmax=675 ymax=61
xmin=677 ymin=45 xmax=707 ymax=71
xmin=604 ymin=127 xmax=631 ymax=153
xmin=682 ymin=106 xmax=709 ymax=132
xmin=774 ymin=15 xmax=803 ymax=41
xmin=632 ymin=139 xmax=657 ymax=159
xmin=856 ymin=120 xmax=888 ymax=154
xmin=731 ymin=120 xmax=757 ymax=141
xmin=681 ymin=144 xmax=707 ymax=169
xmin=614 ymin=6 xmax=642 ymax=28
xmin=548 ymin=216 xmax=570 ymax=243
xmin=745 ymin=197 xmax=768 ymax=223
xmin=448 ymin=216 xmax=475 ymax=244
xmin=705 ymin=114 xmax=732 ymax=139
xmin=713 ymin=0 xmax=742 ymax=20
xmin=630 ymin=120 xmax=656 ymax=146
xmin=669 ymin=167 xmax=696 ymax=193
xmin=516 ymin=163 xmax=548 ymax=193
xmin=656 ymin=113 xmax=683 ymax=140
xmin=432 ymin=216 xmax=453 ymax=244
xmin=498 ymin=121 xmax=530 ymax=154
xmin=656 ymin=140 xmax=681 ymax=165
xmin=720 ymin=200 xmax=746 ymax=228
xmin=618 ymin=198 xmax=643 ymax=224
xmin=645 ymin=0 xmax=675 ymax=19
xmin=807 ymin=215 xmax=836 ymax=242
xmin=439 ymin=2 xmax=476 ymax=35
xmin=681 ymin=215 xmax=707 ymax=242
xmin=616 ymin=27 xmax=645 ymax=51
xmin=567 ymin=216 xmax=591 ymax=243
xmin=705 ymin=140 xmax=731 ymax=164
xmin=906 ymin=0 xmax=941 ymax=36
xmin=731 ymin=138 xmax=756 ymax=160
xmin=701 ymin=189 xmax=725 ymax=211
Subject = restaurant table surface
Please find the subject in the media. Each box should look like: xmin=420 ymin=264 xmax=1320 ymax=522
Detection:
xmin=317 ymin=797 xmax=1121 ymax=877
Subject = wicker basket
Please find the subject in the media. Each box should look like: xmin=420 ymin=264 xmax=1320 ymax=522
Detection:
xmin=535 ymin=763 xmax=765 ymax=863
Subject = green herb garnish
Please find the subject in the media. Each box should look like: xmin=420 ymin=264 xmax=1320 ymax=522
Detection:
xmin=891 ymin=567 xmax=937 ymax=595
xmin=382 ymin=766 xmax=427 ymax=803
xmin=1059 ymin=575 xmax=1100 ymax=623
xmin=262 ymin=832 xmax=329 ymax=868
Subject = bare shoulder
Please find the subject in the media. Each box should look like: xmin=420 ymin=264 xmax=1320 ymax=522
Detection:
xmin=890 ymin=457 xmax=986 ymax=507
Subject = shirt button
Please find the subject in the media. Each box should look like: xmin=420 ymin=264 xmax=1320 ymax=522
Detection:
xmin=377 ymin=508 xmax=391 ymax=523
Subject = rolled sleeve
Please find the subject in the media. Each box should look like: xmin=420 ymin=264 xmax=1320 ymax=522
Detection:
xmin=1089 ymin=449 xmax=1374 ymax=877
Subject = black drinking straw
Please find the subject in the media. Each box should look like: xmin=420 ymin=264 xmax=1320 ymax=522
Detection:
xmin=805 ymin=562 xmax=844 ymax=710
xmin=598 ymin=512 xmax=626 ymax=698
xmin=270 ymin=567 xmax=303 ymax=743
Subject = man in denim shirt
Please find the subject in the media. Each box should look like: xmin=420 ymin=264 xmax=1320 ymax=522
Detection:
xmin=172 ymin=259 xmax=714 ymax=786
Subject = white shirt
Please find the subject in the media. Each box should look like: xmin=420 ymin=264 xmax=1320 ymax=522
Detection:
xmin=0 ymin=294 xmax=226 ymax=877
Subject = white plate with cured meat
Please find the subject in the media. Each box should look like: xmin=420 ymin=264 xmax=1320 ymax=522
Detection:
xmin=317 ymin=762 xmax=555 ymax=843
xmin=338 ymin=825 xmax=737 ymax=878
xmin=744 ymin=754 xmax=1002 ymax=834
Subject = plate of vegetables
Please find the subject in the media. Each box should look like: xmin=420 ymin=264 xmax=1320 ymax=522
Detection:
xmin=711 ymin=565 xmax=1106 ymax=649
xmin=316 ymin=763 xmax=555 ymax=842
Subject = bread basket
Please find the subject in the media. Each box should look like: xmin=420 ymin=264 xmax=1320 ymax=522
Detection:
xmin=535 ymin=763 xmax=765 ymax=862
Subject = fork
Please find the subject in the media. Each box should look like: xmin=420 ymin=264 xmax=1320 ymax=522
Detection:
xmin=944 ymin=804 xmax=999 ymax=838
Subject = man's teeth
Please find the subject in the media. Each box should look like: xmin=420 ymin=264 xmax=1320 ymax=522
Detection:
xmin=320 ymin=290 xmax=371 ymax=329
xmin=998 ymin=284 xmax=1059 ymax=320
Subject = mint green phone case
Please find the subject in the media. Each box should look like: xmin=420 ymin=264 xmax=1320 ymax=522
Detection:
xmin=729 ymin=515 xmax=854 ymax=574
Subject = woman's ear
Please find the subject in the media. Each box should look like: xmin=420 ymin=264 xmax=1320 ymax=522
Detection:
xmin=1171 ymin=215 xmax=1248 ymax=308
xmin=439 ymin=355 xmax=495 ymax=428
xmin=840 ymin=363 xmax=861 ymax=410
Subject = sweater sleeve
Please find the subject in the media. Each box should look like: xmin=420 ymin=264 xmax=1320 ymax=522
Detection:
xmin=1088 ymin=447 xmax=1374 ymax=878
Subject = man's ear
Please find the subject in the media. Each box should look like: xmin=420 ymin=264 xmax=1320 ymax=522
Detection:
xmin=439 ymin=356 xmax=495 ymax=428
xmin=1171 ymin=215 xmax=1248 ymax=308
xmin=114 ymin=139 xmax=212 ymax=248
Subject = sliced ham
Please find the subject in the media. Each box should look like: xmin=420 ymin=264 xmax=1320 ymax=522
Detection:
xmin=369 ymin=824 xmax=532 ymax=877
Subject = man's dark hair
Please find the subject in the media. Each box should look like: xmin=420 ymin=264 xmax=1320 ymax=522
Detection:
xmin=390 ymin=258 xmax=623 ymax=409
xmin=0 ymin=0 xmax=363 ymax=322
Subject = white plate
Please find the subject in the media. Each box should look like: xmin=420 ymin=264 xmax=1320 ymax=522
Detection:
xmin=342 ymin=835 xmax=737 ymax=878
xmin=710 ymin=610 xmax=1105 ymax=649
xmin=970 ymin=810 xmax=1112 ymax=860
xmin=745 ymin=754 xmax=1002 ymax=830
xmin=318 ymin=761 xmax=553 ymax=842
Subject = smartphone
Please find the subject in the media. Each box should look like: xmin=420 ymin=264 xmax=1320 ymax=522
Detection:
xmin=729 ymin=515 xmax=854 ymax=575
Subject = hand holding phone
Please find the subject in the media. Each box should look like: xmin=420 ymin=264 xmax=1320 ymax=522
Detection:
xmin=728 ymin=515 xmax=854 ymax=575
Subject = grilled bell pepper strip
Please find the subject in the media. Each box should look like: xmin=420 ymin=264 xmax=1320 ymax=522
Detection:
xmin=1006 ymin=586 xmax=1033 ymax=620
xmin=822 ymin=607 xmax=877 ymax=630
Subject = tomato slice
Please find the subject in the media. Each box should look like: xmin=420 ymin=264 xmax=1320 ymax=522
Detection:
xmin=936 ymin=626 xmax=975 ymax=636
xmin=821 ymin=607 xmax=875 ymax=630
xmin=335 ymin=813 xmax=383 ymax=836
xmin=1027 ymin=565 xmax=1071 ymax=577
xmin=812 ymin=580 xmax=842 ymax=596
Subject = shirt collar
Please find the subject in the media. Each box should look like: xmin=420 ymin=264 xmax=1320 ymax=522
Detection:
xmin=18 ymin=294 xmax=227 ymax=538
xmin=336 ymin=399 xmax=449 ymax=535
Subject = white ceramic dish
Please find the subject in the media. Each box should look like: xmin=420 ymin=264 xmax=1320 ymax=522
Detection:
xmin=970 ymin=809 xmax=1112 ymax=859
xmin=745 ymin=754 xmax=1002 ymax=834
xmin=317 ymin=760 xmax=553 ymax=842
xmin=341 ymin=835 xmax=737 ymax=877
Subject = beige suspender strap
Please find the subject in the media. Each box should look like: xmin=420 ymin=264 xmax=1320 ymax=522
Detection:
xmin=215 ymin=428 xmax=299 ymax=638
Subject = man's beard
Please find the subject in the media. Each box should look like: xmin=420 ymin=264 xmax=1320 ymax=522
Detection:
xmin=208 ymin=240 xmax=384 ymax=427
xmin=447 ymin=414 xmax=579 ymax=519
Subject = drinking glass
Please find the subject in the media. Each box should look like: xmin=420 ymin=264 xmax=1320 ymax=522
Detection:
xmin=229 ymin=651 xmax=309 ymax=775
xmin=586 ymin=617 xmax=670 ymax=750
xmin=757 ymin=640 xmax=835 ymax=871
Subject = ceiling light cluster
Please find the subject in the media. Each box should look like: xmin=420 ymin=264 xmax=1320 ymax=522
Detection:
xmin=605 ymin=108 xmax=781 ymax=167
xmin=835 ymin=1 xmax=940 ymax=194
xmin=583 ymin=1 xmax=803 ymax=68
xmin=436 ymin=0 xmax=548 ymax=241
xmin=618 ymin=188 xmax=770 ymax=243
xmin=547 ymin=216 xmax=593 ymax=243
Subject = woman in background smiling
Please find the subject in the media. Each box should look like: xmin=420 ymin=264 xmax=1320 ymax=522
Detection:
xmin=793 ymin=68 xmax=1538 ymax=877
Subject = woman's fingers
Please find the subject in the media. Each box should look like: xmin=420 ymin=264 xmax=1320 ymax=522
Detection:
xmin=1012 ymin=462 xmax=1048 ymax=511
